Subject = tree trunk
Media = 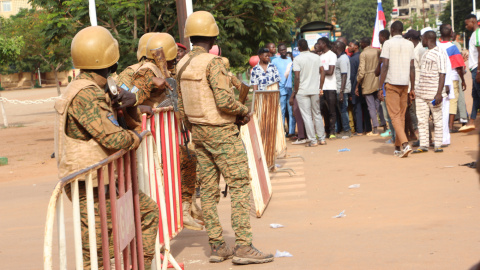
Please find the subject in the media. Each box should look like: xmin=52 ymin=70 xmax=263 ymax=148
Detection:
xmin=134 ymin=9 xmax=138 ymax=40
xmin=30 ymin=71 xmax=34 ymax=88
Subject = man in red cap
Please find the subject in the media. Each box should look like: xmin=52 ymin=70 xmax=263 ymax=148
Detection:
xmin=177 ymin=42 xmax=188 ymax=61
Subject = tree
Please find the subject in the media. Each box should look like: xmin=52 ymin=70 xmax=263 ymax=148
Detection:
xmin=0 ymin=17 xmax=24 ymax=67
xmin=336 ymin=0 xmax=394 ymax=42
xmin=29 ymin=0 xmax=295 ymax=71
xmin=439 ymin=0 xmax=480 ymax=48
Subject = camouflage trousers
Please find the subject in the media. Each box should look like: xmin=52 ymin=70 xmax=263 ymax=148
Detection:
xmin=194 ymin=131 xmax=252 ymax=246
xmin=179 ymin=144 xmax=197 ymax=204
xmin=65 ymin=183 xmax=159 ymax=270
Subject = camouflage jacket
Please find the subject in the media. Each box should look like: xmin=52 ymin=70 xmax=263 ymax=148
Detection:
xmin=66 ymin=72 xmax=139 ymax=151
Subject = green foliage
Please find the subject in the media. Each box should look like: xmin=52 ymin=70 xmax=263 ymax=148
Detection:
xmin=292 ymin=0 xmax=333 ymax=28
xmin=27 ymin=0 xmax=294 ymax=71
xmin=0 ymin=36 xmax=23 ymax=66
xmin=439 ymin=0 xmax=479 ymax=33
xmin=337 ymin=0 xmax=394 ymax=42
xmin=0 ymin=8 xmax=70 ymax=76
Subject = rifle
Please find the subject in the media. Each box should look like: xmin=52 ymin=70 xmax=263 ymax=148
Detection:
xmin=150 ymin=47 xmax=178 ymax=112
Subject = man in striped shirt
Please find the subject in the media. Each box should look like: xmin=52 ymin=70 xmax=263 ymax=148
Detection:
xmin=413 ymin=31 xmax=447 ymax=153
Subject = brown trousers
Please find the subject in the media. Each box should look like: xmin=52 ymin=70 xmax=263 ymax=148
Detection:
xmin=385 ymin=84 xmax=409 ymax=147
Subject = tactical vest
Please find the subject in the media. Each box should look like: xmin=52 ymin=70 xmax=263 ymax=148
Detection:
xmin=177 ymin=53 xmax=236 ymax=125
xmin=54 ymin=79 xmax=115 ymax=186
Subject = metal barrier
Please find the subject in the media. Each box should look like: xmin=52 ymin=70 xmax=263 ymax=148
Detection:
xmin=139 ymin=109 xmax=183 ymax=241
xmin=252 ymin=90 xmax=280 ymax=170
xmin=44 ymin=129 xmax=183 ymax=270
xmin=240 ymin=114 xmax=272 ymax=217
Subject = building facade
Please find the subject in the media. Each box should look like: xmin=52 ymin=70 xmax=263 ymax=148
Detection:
xmin=392 ymin=0 xmax=448 ymax=18
xmin=0 ymin=0 xmax=30 ymax=18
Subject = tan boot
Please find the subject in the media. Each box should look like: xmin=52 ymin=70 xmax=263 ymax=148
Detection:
xmin=182 ymin=201 xmax=203 ymax=230
xmin=191 ymin=200 xmax=205 ymax=225
xmin=209 ymin=242 xmax=233 ymax=263
xmin=232 ymin=244 xmax=274 ymax=265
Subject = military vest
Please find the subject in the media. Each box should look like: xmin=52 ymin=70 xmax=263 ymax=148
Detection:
xmin=177 ymin=53 xmax=236 ymax=125
xmin=54 ymin=79 xmax=115 ymax=186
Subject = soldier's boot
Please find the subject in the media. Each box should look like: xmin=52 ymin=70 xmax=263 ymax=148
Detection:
xmin=182 ymin=201 xmax=203 ymax=231
xmin=209 ymin=242 xmax=234 ymax=263
xmin=191 ymin=200 xmax=205 ymax=225
xmin=232 ymin=244 xmax=274 ymax=265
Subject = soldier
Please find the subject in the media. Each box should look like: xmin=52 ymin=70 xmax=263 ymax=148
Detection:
xmin=55 ymin=26 xmax=159 ymax=269
xmin=118 ymin=32 xmax=204 ymax=231
xmin=116 ymin=32 xmax=156 ymax=92
xmin=177 ymin=11 xmax=274 ymax=265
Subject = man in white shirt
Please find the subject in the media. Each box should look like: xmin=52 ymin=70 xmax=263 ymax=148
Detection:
xmin=460 ymin=14 xmax=480 ymax=132
xmin=318 ymin=37 xmax=338 ymax=139
xmin=289 ymin=39 xmax=326 ymax=147
xmin=412 ymin=31 xmax=447 ymax=154
xmin=379 ymin=21 xmax=415 ymax=158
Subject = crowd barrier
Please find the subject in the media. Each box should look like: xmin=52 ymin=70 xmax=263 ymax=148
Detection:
xmin=240 ymin=115 xmax=272 ymax=217
xmin=44 ymin=126 xmax=184 ymax=269
xmin=252 ymin=90 xmax=280 ymax=170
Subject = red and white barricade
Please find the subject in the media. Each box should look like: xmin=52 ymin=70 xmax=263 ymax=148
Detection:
xmin=240 ymin=115 xmax=272 ymax=217
xmin=136 ymin=108 xmax=184 ymax=269
xmin=44 ymin=131 xmax=151 ymax=270
xmin=44 ymin=128 xmax=184 ymax=270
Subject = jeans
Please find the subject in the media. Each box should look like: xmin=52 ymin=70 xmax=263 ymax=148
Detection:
xmin=351 ymin=93 xmax=364 ymax=133
xmin=365 ymin=92 xmax=386 ymax=128
xmin=293 ymin=96 xmax=306 ymax=139
xmin=471 ymin=68 xmax=480 ymax=120
xmin=296 ymin=94 xmax=326 ymax=143
xmin=323 ymin=90 xmax=337 ymax=135
xmin=280 ymin=87 xmax=296 ymax=135
xmin=337 ymin=92 xmax=350 ymax=132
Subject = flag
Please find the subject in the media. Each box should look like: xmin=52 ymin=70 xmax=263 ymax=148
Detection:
xmin=372 ymin=0 xmax=386 ymax=49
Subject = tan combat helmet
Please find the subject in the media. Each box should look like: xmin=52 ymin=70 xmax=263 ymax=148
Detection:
xmin=184 ymin=11 xmax=219 ymax=38
xmin=137 ymin=32 xmax=156 ymax=61
xmin=145 ymin=33 xmax=178 ymax=61
xmin=71 ymin=26 xmax=119 ymax=69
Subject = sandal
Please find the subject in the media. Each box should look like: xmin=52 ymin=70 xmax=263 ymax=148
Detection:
xmin=319 ymin=140 xmax=327 ymax=145
xmin=412 ymin=147 xmax=428 ymax=154
xmin=459 ymin=125 xmax=475 ymax=133
xmin=305 ymin=142 xmax=318 ymax=147
xmin=366 ymin=131 xmax=379 ymax=136
xmin=434 ymin=147 xmax=444 ymax=153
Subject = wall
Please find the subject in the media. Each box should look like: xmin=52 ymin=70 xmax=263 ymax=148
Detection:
xmin=0 ymin=69 xmax=80 ymax=89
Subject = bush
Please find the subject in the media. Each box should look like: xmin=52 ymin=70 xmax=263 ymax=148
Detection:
xmin=68 ymin=76 xmax=72 ymax=83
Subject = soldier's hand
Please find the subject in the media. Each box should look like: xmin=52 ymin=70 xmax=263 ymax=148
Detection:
xmin=152 ymin=77 xmax=172 ymax=90
xmin=138 ymin=105 xmax=153 ymax=118
xmin=235 ymin=113 xmax=252 ymax=126
xmin=114 ymin=89 xmax=137 ymax=109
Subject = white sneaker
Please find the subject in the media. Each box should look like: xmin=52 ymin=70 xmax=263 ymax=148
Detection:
xmin=460 ymin=118 xmax=468 ymax=124
xmin=399 ymin=145 xmax=412 ymax=158
xmin=292 ymin=139 xmax=307 ymax=145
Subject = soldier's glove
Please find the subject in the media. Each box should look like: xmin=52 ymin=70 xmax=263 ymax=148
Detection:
xmin=113 ymin=88 xmax=137 ymax=110
xmin=152 ymin=77 xmax=172 ymax=90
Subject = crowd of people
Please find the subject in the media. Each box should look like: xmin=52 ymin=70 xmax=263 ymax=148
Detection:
xmin=251 ymin=16 xmax=477 ymax=158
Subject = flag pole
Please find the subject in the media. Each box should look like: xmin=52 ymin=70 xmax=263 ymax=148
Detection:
xmin=89 ymin=0 xmax=98 ymax=26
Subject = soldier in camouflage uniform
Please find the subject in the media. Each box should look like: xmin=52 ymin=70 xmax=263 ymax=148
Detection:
xmin=117 ymin=32 xmax=204 ymax=230
xmin=55 ymin=26 xmax=159 ymax=270
xmin=177 ymin=11 xmax=274 ymax=265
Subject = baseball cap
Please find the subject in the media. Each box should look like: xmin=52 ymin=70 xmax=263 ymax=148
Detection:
xmin=403 ymin=29 xmax=420 ymax=40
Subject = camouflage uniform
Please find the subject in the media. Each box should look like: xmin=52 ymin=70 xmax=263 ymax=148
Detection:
xmin=63 ymin=72 xmax=159 ymax=269
xmin=130 ymin=59 xmax=165 ymax=106
xmin=179 ymin=144 xmax=197 ymax=203
xmin=177 ymin=46 xmax=251 ymax=246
